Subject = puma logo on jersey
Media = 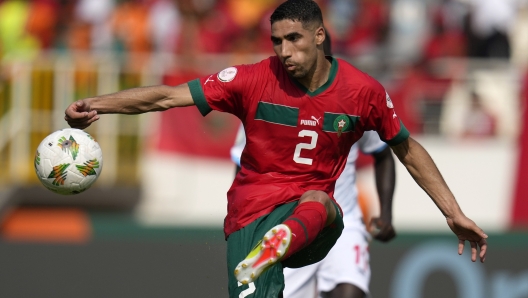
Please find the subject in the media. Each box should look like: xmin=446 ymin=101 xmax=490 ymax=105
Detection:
xmin=300 ymin=116 xmax=321 ymax=126
xmin=311 ymin=116 xmax=321 ymax=124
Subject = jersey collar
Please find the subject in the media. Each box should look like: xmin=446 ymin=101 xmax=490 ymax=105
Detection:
xmin=290 ymin=56 xmax=338 ymax=97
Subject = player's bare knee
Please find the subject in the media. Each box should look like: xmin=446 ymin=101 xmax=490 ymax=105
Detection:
xmin=299 ymin=190 xmax=330 ymax=204
xmin=299 ymin=190 xmax=336 ymax=225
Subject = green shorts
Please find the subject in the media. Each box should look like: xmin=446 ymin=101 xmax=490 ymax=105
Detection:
xmin=226 ymin=201 xmax=344 ymax=298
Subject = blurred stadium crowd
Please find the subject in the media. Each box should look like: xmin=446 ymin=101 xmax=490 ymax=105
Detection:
xmin=0 ymin=0 xmax=527 ymax=192
xmin=0 ymin=0 xmax=527 ymax=62
xmin=1 ymin=0 xmax=528 ymax=138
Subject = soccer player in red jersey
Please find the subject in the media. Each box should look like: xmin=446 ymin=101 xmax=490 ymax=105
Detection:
xmin=64 ymin=1 xmax=488 ymax=297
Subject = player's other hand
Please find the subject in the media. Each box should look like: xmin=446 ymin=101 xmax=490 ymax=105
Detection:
xmin=64 ymin=99 xmax=99 ymax=129
xmin=446 ymin=214 xmax=488 ymax=263
xmin=369 ymin=217 xmax=396 ymax=242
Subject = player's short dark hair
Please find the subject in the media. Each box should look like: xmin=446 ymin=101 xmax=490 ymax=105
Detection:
xmin=270 ymin=0 xmax=323 ymax=29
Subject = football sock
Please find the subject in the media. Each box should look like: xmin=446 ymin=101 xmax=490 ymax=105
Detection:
xmin=282 ymin=201 xmax=328 ymax=259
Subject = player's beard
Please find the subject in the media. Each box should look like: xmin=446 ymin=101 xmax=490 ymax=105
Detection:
xmin=285 ymin=56 xmax=318 ymax=80
xmin=290 ymin=68 xmax=308 ymax=79
xmin=285 ymin=63 xmax=308 ymax=79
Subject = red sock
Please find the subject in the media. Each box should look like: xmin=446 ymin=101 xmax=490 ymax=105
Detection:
xmin=282 ymin=201 xmax=328 ymax=259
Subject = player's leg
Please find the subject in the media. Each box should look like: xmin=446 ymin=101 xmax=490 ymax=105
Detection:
xmin=282 ymin=190 xmax=338 ymax=260
xmin=235 ymin=191 xmax=341 ymax=284
xmin=297 ymin=190 xmax=337 ymax=226
xmin=316 ymin=220 xmax=371 ymax=298
xmin=283 ymin=263 xmax=319 ymax=298
xmin=229 ymin=202 xmax=299 ymax=297
xmin=282 ymin=199 xmax=344 ymax=268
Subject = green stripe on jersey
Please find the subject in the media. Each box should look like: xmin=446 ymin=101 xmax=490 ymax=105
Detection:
xmin=322 ymin=113 xmax=359 ymax=133
xmin=255 ymin=102 xmax=299 ymax=127
xmin=385 ymin=120 xmax=410 ymax=146
xmin=188 ymin=79 xmax=212 ymax=116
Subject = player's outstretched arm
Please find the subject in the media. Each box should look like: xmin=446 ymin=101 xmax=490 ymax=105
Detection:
xmin=370 ymin=146 xmax=396 ymax=242
xmin=64 ymin=84 xmax=194 ymax=129
xmin=390 ymin=137 xmax=488 ymax=262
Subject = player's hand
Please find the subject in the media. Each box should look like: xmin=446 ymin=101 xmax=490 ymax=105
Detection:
xmin=446 ymin=214 xmax=488 ymax=263
xmin=64 ymin=99 xmax=99 ymax=129
xmin=369 ymin=217 xmax=396 ymax=242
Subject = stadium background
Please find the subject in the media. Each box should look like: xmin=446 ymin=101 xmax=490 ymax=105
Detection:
xmin=0 ymin=0 xmax=528 ymax=297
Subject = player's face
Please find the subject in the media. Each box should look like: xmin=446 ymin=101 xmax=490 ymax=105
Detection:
xmin=271 ymin=20 xmax=323 ymax=79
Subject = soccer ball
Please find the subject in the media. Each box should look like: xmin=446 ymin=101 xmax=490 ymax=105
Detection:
xmin=34 ymin=128 xmax=103 ymax=195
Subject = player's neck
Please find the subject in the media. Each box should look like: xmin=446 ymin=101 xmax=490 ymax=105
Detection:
xmin=297 ymin=56 xmax=332 ymax=93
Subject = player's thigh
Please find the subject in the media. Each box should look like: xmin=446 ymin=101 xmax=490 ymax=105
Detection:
xmin=226 ymin=202 xmax=298 ymax=298
xmin=317 ymin=225 xmax=371 ymax=294
xmin=283 ymin=263 xmax=319 ymax=298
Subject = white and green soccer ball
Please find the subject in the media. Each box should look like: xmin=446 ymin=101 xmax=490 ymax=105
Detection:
xmin=34 ymin=128 xmax=103 ymax=195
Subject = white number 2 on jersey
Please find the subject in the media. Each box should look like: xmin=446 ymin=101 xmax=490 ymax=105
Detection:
xmin=293 ymin=130 xmax=318 ymax=165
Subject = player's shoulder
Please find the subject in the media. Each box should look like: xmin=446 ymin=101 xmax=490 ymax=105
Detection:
xmin=240 ymin=56 xmax=278 ymax=71
xmin=261 ymin=56 xmax=284 ymax=76
xmin=215 ymin=57 xmax=275 ymax=86
xmin=230 ymin=56 xmax=278 ymax=77
xmin=336 ymin=58 xmax=385 ymax=93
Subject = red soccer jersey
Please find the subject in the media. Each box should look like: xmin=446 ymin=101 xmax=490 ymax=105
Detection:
xmin=188 ymin=56 xmax=409 ymax=237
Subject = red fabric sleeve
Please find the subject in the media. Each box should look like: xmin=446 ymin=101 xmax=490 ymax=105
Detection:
xmin=363 ymin=80 xmax=410 ymax=145
xmin=189 ymin=59 xmax=269 ymax=120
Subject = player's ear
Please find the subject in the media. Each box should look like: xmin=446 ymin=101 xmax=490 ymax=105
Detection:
xmin=314 ymin=26 xmax=325 ymax=46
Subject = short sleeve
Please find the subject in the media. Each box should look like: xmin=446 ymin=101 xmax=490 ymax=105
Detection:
xmin=188 ymin=61 xmax=268 ymax=118
xmin=363 ymin=81 xmax=410 ymax=146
